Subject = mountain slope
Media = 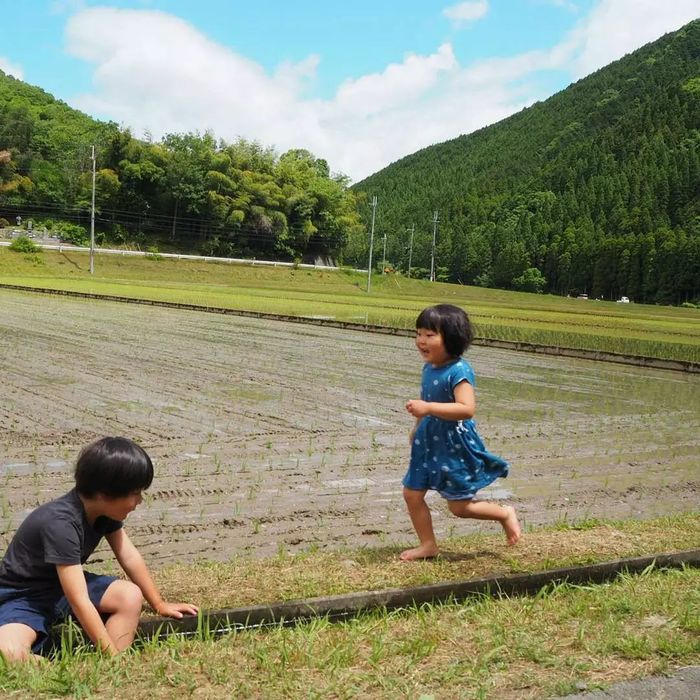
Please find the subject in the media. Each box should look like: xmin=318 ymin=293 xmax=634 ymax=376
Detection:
xmin=0 ymin=70 xmax=117 ymax=201
xmin=351 ymin=20 xmax=700 ymax=304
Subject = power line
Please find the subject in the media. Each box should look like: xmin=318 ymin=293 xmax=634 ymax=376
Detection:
xmin=0 ymin=200 xmax=349 ymax=245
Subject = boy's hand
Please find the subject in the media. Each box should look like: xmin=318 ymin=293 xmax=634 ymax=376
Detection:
xmin=406 ymin=399 xmax=430 ymax=418
xmin=156 ymin=601 xmax=199 ymax=618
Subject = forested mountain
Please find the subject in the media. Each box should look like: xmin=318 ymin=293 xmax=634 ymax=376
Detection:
xmin=351 ymin=20 xmax=700 ymax=304
xmin=0 ymin=74 xmax=362 ymax=261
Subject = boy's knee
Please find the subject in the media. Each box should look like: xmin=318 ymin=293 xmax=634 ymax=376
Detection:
xmin=0 ymin=625 xmax=37 ymax=664
xmin=119 ymin=581 xmax=144 ymax=613
xmin=102 ymin=580 xmax=143 ymax=615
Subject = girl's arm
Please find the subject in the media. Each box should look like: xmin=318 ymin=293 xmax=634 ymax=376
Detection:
xmin=406 ymin=380 xmax=475 ymax=420
xmin=106 ymin=529 xmax=198 ymax=618
xmin=56 ymin=564 xmax=118 ymax=655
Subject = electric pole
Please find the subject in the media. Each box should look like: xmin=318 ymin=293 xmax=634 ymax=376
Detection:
xmin=430 ymin=210 xmax=439 ymax=282
xmin=367 ymin=196 xmax=378 ymax=293
xmin=381 ymin=228 xmax=387 ymax=274
xmin=89 ymin=145 xmax=96 ymax=275
xmin=407 ymin=224 xmax=415 ymax=278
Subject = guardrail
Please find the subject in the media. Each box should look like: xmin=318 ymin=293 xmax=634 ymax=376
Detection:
xmin=0 ymin=240 xmax=352 ymax=271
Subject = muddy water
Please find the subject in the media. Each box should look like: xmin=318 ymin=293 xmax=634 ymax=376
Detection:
xmin=1 ymin=289 xmax=698 ymax=564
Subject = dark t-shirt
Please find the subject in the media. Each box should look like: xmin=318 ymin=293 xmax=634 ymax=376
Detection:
xmin=0 ymin=488 xmax=122 ymax=591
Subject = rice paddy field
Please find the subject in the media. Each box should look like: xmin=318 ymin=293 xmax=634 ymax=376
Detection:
xmin=1 ymin=287 xmax=697 ymax=564
xmin=1 ymin=246 xmax=698 ymax=363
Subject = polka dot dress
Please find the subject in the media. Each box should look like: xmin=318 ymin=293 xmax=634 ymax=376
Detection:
xmin=403 ymin=357 xmax=509 ymax=500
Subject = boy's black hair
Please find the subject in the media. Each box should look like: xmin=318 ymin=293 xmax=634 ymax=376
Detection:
xmin=75 ymin=436 xmax=154 ymax=498
xmin=416 ymin=304 xmax=474 ymax=357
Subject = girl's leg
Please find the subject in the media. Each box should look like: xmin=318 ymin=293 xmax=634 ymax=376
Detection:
xmin=97 ymin=580 xmax=144 ymax=651
xmin=448 ymin=500 xmax=521 ymax=545
xmin=401 ymin=487 xmax=439 ymax=560
xmin=0 ymin=623 xmax=39 ymax=663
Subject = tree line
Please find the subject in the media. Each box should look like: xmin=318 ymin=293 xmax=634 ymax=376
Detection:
xmin=0 ymin=75 xmax=363 ymax=261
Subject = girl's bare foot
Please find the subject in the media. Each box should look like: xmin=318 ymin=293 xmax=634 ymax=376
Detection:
xmin=502 ymin=506 xmax=521 ymax=545
xmin=399 ymin=543 xmax=439 ymax=561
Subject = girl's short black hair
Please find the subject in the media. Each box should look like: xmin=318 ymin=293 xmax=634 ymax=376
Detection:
xmin=75 ymin=436 xmax=154 ymax=498
xmin=416 ymin=304 xmax=474 ymax=357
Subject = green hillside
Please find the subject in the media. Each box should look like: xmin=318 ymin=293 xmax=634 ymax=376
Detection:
xmin=352 ymin=20 xmax=700 ymax=305
xmin=0 ymin=74 xmax=117 ymax=201
xmin=0 ymin=72 xmax=362 ymax=262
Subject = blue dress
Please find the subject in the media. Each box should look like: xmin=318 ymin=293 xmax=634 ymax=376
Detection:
xmin=403 ymin=357 xmax=509 ymax=500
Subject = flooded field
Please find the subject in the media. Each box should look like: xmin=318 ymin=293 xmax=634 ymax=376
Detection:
xmin=1 ymin=289 xmax=698 ymax=565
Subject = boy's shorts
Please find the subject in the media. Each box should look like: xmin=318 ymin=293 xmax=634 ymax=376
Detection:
xmin=0 ymin=572 xmax=118 ymax=653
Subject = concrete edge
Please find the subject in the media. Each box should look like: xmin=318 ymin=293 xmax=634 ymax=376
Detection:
xmin=136 ymin=548 xmax=700 ymax=641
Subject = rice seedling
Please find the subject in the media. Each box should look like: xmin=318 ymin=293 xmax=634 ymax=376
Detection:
xmin=1 ymin=248 xmax=697 ymax=362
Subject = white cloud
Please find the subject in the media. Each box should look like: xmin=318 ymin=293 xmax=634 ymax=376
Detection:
xmin=66 ymin=9 xmax=322 ymax=148
xmin=273 ymin=54 xmax=320 ymax=97
xmin=536 ymin=0 xmax=580 ymax=11
xmin=329 ymin=44 xmax=457 ymax=118
xmin=0 ymin=57 xmax=24 ymax=80
xmin=566 ymin=0 xmax=700 ymax=77
xmin=63 ymin=2 xmax=700 ymax=182
xmin=442 ymin=1 xmax=489 ymax=27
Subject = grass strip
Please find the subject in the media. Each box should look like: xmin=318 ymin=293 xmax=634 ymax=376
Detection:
xmin=136 ymin=549 xmax=699 ymax=642
xmin=152 ymin=513 xmax=700 ymax=610
xmin=3 ymin=565 xmax=698 ymax=698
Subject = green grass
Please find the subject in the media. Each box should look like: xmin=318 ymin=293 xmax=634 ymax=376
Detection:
xmin=152 ymin=513 xmax=700 ymax=609
xmin=0 ymin=515 xmax=698 ymax=698
xmin=1 ymin=247 xmax=698 ymax=362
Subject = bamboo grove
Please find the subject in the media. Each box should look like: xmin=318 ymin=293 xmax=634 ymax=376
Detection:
xmin=0 ymin=80 xmax=363 ymax=263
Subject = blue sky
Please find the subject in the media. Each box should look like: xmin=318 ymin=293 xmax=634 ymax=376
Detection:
xmin=1 ymin=1 xmax=698 ymax=180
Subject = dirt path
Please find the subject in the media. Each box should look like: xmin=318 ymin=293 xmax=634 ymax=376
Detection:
xmin=1 ymin=289 xmax=698 ymax=564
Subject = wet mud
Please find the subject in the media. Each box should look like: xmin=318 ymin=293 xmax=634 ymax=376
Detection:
xmin=1 ymin=289 xmax=698 ymax=565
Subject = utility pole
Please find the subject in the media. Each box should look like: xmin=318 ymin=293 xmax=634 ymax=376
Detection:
xmin=407 ymin=224 xmax=415 ymax=278
xmin=430 ymin=210 xmax=439 ymax=282
xmin=367 ymin=196 xmax=378 ymax=293
xmin=89 ymin=145 xmax=96 ymax=275
xmin=381 ymin=228 xmax=387 ymax=274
